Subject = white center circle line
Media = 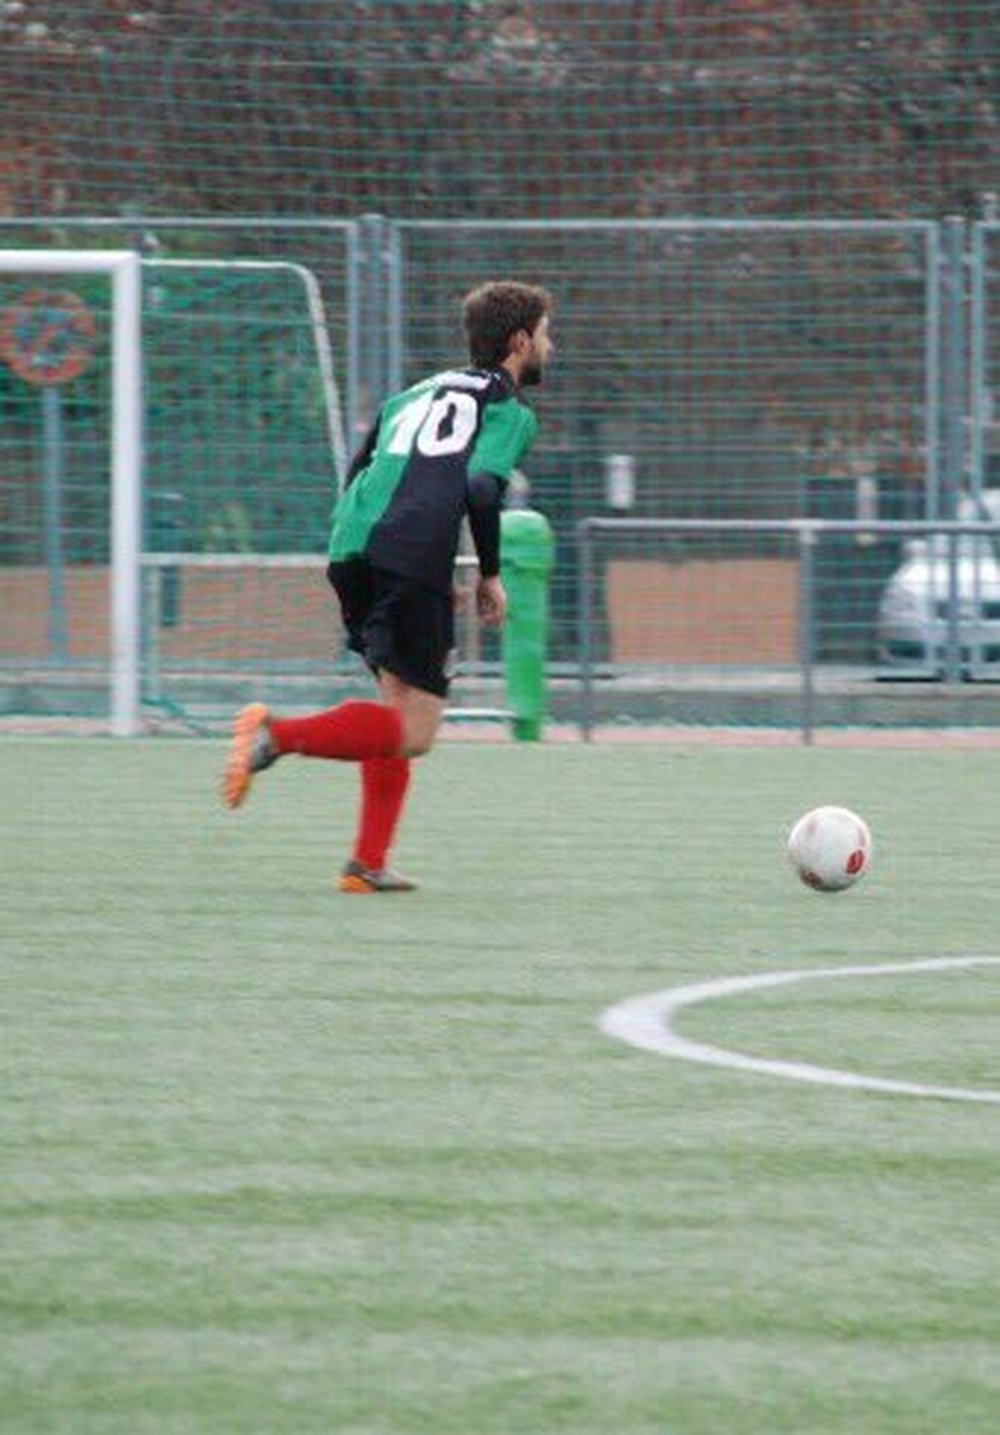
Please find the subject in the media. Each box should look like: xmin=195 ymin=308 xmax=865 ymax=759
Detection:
xmin=599 ymin=956 xmax=1000 ymax=1104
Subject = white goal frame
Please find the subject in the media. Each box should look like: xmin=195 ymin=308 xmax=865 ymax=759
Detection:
xmin=0 ymin=250 xmax=143 ymax=734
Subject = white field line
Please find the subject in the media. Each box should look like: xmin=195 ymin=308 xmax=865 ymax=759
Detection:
xmin=599 ymin=957 xmax=1000 ymax=1104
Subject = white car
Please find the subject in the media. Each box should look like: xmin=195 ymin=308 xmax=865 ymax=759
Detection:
xmin=876 ymin=532 xmax=1000 ymax=677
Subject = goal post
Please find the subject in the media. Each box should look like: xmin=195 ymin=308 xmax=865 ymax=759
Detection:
xmin=0 ymin=250 xmax=143 ymax=734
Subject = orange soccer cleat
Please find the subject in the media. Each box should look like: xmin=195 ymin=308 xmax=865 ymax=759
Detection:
xmin=338 ymin=859 xmax=418 ymax=893
xmin=221 ymin=702 xmax=278 ymax=809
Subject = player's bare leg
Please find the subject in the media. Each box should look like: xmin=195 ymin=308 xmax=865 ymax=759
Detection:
xmin=377 ymin=670 xmax=445 ymax=758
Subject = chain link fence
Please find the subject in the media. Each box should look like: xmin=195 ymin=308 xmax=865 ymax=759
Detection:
xmin=0 ymin=214 xmax=992 ymax=730
xmin=0 ymin=4 xmax=999 ymax=731
xmin=578 ymin=517 xmax=1000 ymax=740
xmin=0 ymin=3 xmax=995 ymax=221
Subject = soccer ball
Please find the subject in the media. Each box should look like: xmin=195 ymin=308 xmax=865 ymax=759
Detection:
xmin=787 ymin=805 xmax=872 ymax=892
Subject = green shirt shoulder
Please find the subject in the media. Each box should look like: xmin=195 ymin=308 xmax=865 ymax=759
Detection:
xmin=469 ymin=393 xmax=538 ymax=479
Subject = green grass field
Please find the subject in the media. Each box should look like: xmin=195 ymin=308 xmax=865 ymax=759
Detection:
xmin=5 ymin=736 xmax=1000 ymax=1433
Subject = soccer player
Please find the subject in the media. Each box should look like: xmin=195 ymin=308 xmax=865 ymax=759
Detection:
xmin=221 ymin=280 xmax=554 ymax=892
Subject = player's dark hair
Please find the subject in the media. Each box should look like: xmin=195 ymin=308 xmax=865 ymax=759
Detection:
xmin=462 ymin=281 xmax=553 ymax=369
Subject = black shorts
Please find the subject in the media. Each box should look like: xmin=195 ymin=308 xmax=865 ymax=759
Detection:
xmin=328 ymin=559 xmax=454 ymax=698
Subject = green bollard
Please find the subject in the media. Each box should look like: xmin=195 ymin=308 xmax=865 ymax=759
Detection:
xmin=500 ymin=507 xmax=555 ymax=741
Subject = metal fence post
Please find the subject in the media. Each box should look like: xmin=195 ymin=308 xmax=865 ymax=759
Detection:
xmin=797 ymin=521 xmax=817 ymax=746
xmin=344 ymin=222 xmax=362 ymax=457
xmin=41 ymin=387 xmax=68 ymax=661
xmin=358 ymin=213 xmax=387 ymax=426
xmin=941 ymin=216 xmax=967 ymax=682
xmin=923 ymin=221 xmax=943 ymax=522
xmin=577 ymin=519 xmax=595 ymax=741
xmin=385 ymin=220 xmax=403 ymax=395
xmin=969 ymin=221 xmax=994 ymax=503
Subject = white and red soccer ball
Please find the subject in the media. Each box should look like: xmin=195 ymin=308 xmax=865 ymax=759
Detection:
xmin=787 ymin=805 xmax=872 ymax=892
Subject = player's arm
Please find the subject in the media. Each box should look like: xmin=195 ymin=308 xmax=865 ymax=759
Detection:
xmin=466 ymin=470 xmax=504 ymax=578
xmin=464 ymin=392 xmax=537 ymax=626
xmin=466 ymin=470 xmax=507 ymax=627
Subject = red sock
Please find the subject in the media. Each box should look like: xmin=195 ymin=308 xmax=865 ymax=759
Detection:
xmin=354 ymin=756 xmax=411 ymax=870
xmin=269 ymin=702 xmax=402 ymax=761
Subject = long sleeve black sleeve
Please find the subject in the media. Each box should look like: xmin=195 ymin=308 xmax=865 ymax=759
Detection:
xmin=343 ymin=417 xmax=381 ymax=489
xmin=465 ymin=471 xmax=505 ymax=578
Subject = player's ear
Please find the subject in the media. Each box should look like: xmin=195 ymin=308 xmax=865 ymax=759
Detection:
xmin=509 ymin=328 xmax=531 ymax=357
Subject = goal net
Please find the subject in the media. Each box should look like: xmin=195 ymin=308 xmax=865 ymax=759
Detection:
xmin=0 ymin=250 xmax=357 ymax=733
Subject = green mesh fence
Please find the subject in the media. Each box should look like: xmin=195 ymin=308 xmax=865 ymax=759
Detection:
xmin=0 ymin=3 xmax=998 ymax=731
xmin=142 ymin=258 xmax=348 ymax=554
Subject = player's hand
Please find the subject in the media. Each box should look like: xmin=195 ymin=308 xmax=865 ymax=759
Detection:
xmin=476 ymin=575 xmax=507 ymax=628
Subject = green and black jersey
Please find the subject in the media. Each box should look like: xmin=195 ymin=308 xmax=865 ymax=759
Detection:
xmin=329 ymin=367 xmax=538 ymax=592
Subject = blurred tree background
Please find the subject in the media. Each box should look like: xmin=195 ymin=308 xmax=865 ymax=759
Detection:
xmin=0 ymin=0 xmax=994 ymax=220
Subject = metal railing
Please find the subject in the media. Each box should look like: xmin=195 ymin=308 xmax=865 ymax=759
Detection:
xmin=578 ymin=517 xmax=1000 ymax=743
